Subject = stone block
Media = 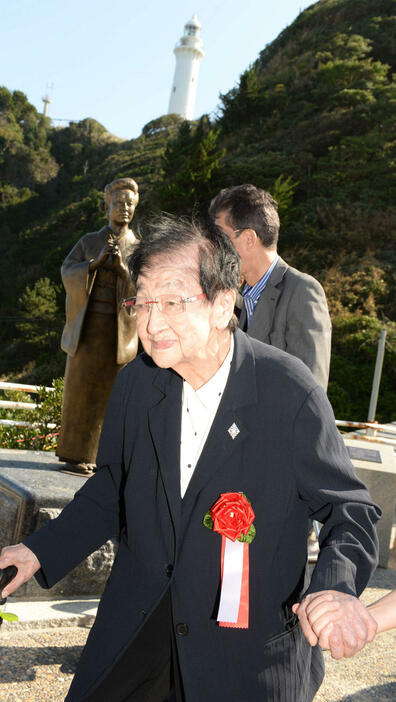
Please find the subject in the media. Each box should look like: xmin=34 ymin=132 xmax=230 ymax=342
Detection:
xmin=0 ymin=448 xmax=116 ymax=599
xmin=343 ymin=437 xmax=396 ymax=568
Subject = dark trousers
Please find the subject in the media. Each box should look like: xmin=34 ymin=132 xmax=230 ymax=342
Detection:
xmin=84 ymin=591 xmax=183 ymax=702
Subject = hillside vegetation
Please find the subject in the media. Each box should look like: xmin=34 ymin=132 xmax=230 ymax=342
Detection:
xmin=0 ymin=0 xmax=394 ymax=421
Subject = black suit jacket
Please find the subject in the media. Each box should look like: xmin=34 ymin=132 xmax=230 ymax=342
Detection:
xmin=24 ymin=330 xmax=379 ymax=702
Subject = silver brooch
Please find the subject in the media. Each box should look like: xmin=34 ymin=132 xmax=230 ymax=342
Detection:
xmin=227 ymin=423 xmax=240 ymax=440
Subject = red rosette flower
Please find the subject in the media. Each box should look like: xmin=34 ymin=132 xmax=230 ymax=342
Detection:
xmin=209 ymin=492 xmax=255 ymax=542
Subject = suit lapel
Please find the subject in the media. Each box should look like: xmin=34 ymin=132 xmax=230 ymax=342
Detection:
xmin=239 ymin=303 xmax=248 ymax=331
xmin=182 ymin=330 xmax=258 ymax=505
xmin=148 ymin=368 xmax=183 ymax=538
xmin=245 ymin=257 xmax=288 ymax=341
xmin=247 ymin=284 xmax=280 ymax=340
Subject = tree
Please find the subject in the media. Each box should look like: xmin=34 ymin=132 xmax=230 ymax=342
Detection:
xmin=157 ymin=116 xmax=226 ymax=214
xmin=18 ymin=277 xmax=62 ymax=349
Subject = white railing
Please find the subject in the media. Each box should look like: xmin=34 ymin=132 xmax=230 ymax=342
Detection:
xmin=335 ymin=420 xmax=396 ymax=447
xmin=0 ymin=382 xmax=56 ymax=429
xmin=0 ymin=400 xmax=39 ymax=410
xmin=0 ymin=381 xmax=53 ymax=393
xmin=1 ymin=382 xmax=394 ymax=446
xmin=335 ymin=420 xmax=396 ymax=433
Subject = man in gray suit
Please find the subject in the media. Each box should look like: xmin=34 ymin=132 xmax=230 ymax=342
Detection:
xmin=209 ymin=184 xmax=332 ymax=390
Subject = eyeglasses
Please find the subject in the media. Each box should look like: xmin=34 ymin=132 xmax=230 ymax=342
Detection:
xmin=122 ymin=293 xmax=207 ymax=317
xmin=218 ymin=228 xmax=245 ymax=238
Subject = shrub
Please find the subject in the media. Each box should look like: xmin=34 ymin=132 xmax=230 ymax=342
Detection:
xmin=0 ymin=378 xmax=63 ymax=450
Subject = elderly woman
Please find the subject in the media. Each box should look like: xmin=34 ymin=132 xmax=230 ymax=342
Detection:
xmin=0 ymin=216 xmax=379 ymax=702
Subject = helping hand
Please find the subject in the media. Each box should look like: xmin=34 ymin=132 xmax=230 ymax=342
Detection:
xmin=292 ymin=590 xmax=377 ymax=658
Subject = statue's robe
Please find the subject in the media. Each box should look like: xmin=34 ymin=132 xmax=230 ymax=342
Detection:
xmin=56 ymin=225 xmax=138 ymax=464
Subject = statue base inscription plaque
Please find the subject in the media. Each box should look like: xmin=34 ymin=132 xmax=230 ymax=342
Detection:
xmin=0 ymin=448 xmax=116 ymax=600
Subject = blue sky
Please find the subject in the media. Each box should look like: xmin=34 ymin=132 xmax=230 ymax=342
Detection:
xmin=1 ymin=0 xmax=315 ymax=140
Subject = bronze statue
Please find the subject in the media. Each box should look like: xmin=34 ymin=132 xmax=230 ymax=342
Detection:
xmin=56 ymin=178 xmax=139 ymax=474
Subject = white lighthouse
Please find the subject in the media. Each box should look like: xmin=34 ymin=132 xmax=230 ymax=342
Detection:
xmin=168 ymin=15 xmax=205 ymax=120
xmin=42 ymin=93 xmax=51 ymax=117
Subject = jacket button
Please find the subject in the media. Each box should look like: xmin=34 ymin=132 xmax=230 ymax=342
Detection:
xmin=165 ymin=563 xmax=173 ymax=577
xmin=176 ymin=622 xmax=189 ymax=636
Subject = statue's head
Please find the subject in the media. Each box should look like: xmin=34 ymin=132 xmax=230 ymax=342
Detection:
xmin=104 ymin=178 xmax=139 ymax=228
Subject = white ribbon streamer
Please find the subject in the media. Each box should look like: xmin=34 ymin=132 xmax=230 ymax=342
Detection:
xmin=217 ymin=537 xmax=244 ymax=623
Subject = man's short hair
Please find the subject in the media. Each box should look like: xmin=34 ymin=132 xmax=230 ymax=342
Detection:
xmin=128 ymin=214 xmax=240 ymax=331
xmin=209 ymin=184 xmax=280 ymax=249
xmin=104 ymin=178 xmax=139 ymax=209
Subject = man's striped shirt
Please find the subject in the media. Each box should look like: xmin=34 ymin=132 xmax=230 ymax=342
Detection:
xmin=242 ymin=256 xmax=279 ymax=326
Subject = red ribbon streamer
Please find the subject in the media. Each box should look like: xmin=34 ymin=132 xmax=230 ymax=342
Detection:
xmin=219 ymin=536 xmax=250 ymax=629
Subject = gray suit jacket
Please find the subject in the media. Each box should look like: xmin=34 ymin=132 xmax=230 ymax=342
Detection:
xmin=239 ymin=257 xmax=332 ymax=390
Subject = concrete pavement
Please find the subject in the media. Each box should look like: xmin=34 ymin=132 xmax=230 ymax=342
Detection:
xmin=0 ymin=556 xmax=395 ymax=701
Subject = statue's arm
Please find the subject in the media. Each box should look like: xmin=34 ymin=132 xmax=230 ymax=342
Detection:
xmin=61 ymin=237 xmax=94 ymax=297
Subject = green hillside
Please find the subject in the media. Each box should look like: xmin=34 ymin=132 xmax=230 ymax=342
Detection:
xmin=0 ymin=0 xmax=394 ymax=422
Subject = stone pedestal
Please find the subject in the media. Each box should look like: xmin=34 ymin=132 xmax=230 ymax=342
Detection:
xmin=0 ymin=448 xmax=116 ymax=600
xmin=343 ymin=437 xmax=396 ymax=568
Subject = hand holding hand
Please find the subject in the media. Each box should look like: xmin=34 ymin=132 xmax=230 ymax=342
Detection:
xmin=0 ymin=544 xmax=41 ymax=597
xmin=88 ymin=244 xmax=112 ymax=272
xmin=292 ymin=590 xmax=377 ymax=659
xmin=107 ymin=241 xmax=128 ymax=280
xmin=89 ymin=241 xmax=128 ymax=279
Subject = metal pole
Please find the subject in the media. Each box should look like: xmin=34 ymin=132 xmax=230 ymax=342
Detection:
xmin=367 ymin=328 xmax=387 ymax=423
